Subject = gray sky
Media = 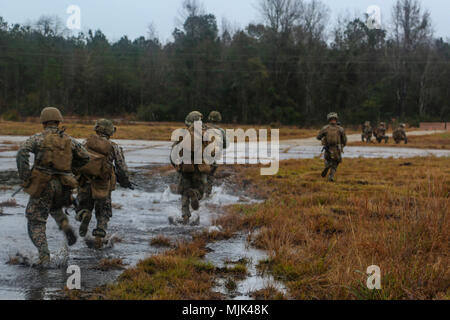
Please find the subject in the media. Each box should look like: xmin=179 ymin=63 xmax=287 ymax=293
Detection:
xmin=0 ymin=0 xmax=448 ymax=42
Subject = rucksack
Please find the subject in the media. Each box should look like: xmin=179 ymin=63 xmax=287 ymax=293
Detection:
xmin=325 ymin=125 xmax=341 ymax=146
xmin=79 ymin=135 xmax=113 ymax=180
xmin=40 ymin=131 xmax=72 ymax=172
xmin=177 ymin=124 xmax=212 ymax=174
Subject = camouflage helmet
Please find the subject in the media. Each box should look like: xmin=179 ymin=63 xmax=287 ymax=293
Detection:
xmin=208 ymin=111 xmax=222 ymax=123
xmin=380 ymin=122 xmax=386 ymax=127
xmin=327 ymin=112 xmax=339 ymax=121
xmin=400 ymin=123 xmax=406 ymax=128
xmin=185 ymin=111 xmax=203 ymax=126
xmin=40 ymin=107 xmax=63 ymax=124
xmin=94 ymin=119 xmax=116 ymax=136
xmin=364 ymin=121 xmax=371 ymax=126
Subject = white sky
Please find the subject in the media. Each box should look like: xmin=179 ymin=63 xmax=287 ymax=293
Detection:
xmin=0 ymin=0 xmax=448 ymax=42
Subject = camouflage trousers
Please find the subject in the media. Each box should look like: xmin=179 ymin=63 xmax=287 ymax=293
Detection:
xmin=25 ymin=178 xmax=71 ymax=260
xmin=77 ymin=182 xmax=112 ymax=234
xmin=178 ymin=171 xmax=207 ymax=218
xmin=205 ymin=165 xmax=218 ymax=196
xmin=322 ymin=147 xmax=342 ymax=180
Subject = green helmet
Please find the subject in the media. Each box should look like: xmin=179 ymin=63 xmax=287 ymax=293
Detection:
xmin=185 ymin=111 xmax=203 ymax=126
xmin=208 ymin=111 xmax=222 ymax=123
xmin=327 ymin=112 xmax=338 ymax=121
xmin=94 ymin=119 xmax=116 ymax=136
xmin=40 ymin=107 xmax=63 ymax=124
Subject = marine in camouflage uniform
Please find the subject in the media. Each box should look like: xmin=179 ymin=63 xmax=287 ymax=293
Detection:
xmin=361 ymin=121 xmax=373 ymax=143
xmin=16 ymin=107 xmax=90 ymax=265
xmin=316 ymin=112 xmax=347 ymax=182
xmin=393 ymin=123 xmax=408 ymax=144
xmin=170 ymin=111 xmax=208 ymax=225
xmin=374 ymin=122 xmax=389 ymax=143
xmin=75 ymin=119 xmax=133 ymax=240
xmin=205 ymin=111 xmax=228 ymax=196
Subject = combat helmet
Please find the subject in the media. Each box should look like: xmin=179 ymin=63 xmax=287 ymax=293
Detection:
xmin=364 ymin=121 xmax=371 ymax=126
xmin=40 ymin=107 xmax=63 ymax=124
xmin=400 ymin=123 xmax=406 ymax=128
xmin=208 ymin=111 xmax=222 ymax=123
xmin=185 ymin=111 xmax=203 ymax=126
xmin=327 ymin=112 xmax=339 ymax=121
xmin=94 ymin=119 xmax=116 ymax=137
xmin=380 ymin=122 xmax=386 ymax=127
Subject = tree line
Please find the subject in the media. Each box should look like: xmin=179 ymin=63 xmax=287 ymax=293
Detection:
xmin=0 ymin=0 xmax=448 ymax=126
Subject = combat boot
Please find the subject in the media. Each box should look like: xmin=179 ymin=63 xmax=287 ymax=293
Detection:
xmin=321 ymin=167 xmax=330 ymax=178
xmin=92 ymin=228 xmax=106 ymax=238
xmin=61 ymin=220 xmax=77 ymax=246
xmin=76 ymin=209 xmax=92 ymax=237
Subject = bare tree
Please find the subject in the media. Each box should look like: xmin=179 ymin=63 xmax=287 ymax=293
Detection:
xmin=300 ymin=0 xmax=329 ymax=43
xmin=258 ymin=0 xmax=303 ymax=34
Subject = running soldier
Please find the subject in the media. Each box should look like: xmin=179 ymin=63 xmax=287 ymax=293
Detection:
xmin=75 ymin=119 xmax=133 ymax=241
xmin=361 ymin=121 xmax=373 ymax=143
xmin=374 ymin=122 xmax=389 ymax=143
xmin=316 ymin=113 xmax=347 ymax=182
xmin=16 ymin=107 xmax=90 ymax=266
xmin=169 ymin=111 xmax=210 ymax=225
xmin=393 ymin=123 xmax=408 ymax=144
xmin=205 ymin=111 xmax=228 ymax=196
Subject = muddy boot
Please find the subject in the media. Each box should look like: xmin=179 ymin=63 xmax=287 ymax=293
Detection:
xmin=187 ymin=189 xmax=200 ymax=211
xmin=92 ymin=228 xmax=106 ymax=239
xmin=76 ymin=209 xmax=92 ymax=238
xmin=321 ymin=167 xmax=330 ymax=178
xmin=61 ymin=220 xmax=77 ymax=246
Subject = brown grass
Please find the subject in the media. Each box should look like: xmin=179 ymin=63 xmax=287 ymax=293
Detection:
xmin=94 ymin=258 xmax=127 ymax=271
xmin=150 ymin=235 xmax=173 ymax=248
xmin=219 ymin=157 xmax=450 ymax=300
xmin=0 ymin=120 xmax=332 ymax=141
xmin=0 ymin=199 xmax=19 ymax=207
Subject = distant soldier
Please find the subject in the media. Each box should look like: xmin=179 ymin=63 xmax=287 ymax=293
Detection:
xmin=393 ymin=123 xmax=408 ymax=144
xmin=75 ymin=119 xmax=134 ymax=241
xmin=374 ymin=122 xmax=389 ymax=143
xmin=205 ymin=111 xmax=228 ymax=196
xmin=361 ymin=121 xmax=373 ymax=143
xmin=16 ymin=107 xmax=90 ymax=266
xmin=316 ymin=112 xmax=347 ymax=182
xmin=170 ymin=111 xmax=209 ymax=225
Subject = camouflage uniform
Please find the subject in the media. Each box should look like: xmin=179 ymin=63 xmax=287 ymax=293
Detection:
xmin=76 ymin=120 xmax=132 ymax=239
xmin=16 ymin=123 xmax=89 ymax=263
xmin=374 ymin=123 xmax=389 ymax=143
xmin=361 ymin=122 xmax=373 ymax=143
xmin=170 ymin=111 xmax=208 ymax=224
xmin=393 ymin=124 xmax=408 ymax=144
xmin=316 ymin=113 xmax=347 ymax=182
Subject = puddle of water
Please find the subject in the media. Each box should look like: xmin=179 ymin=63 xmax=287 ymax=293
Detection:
xmin=205 ymin=234 xmax=286 ymax=300
xmin=0 ymin=166 xmax=255 ymax=300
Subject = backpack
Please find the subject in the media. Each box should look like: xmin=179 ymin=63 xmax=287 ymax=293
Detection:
xmin=325 ymin=125 xmax=341 ymax=146
xmin=178 ymin=124 xmax=212 ymax=174
xmin=79 ymin=135 xmax=113 ymax=180
xmin=40 ymin=131 xmax=72 ymax=172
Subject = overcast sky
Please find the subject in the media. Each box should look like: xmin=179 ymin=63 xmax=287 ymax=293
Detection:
xmin=0 ymin=0 xmax=448 ymax=42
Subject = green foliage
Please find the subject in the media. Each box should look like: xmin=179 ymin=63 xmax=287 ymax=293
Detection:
xmin=0 ymin=2 xmax=448 ymax=125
